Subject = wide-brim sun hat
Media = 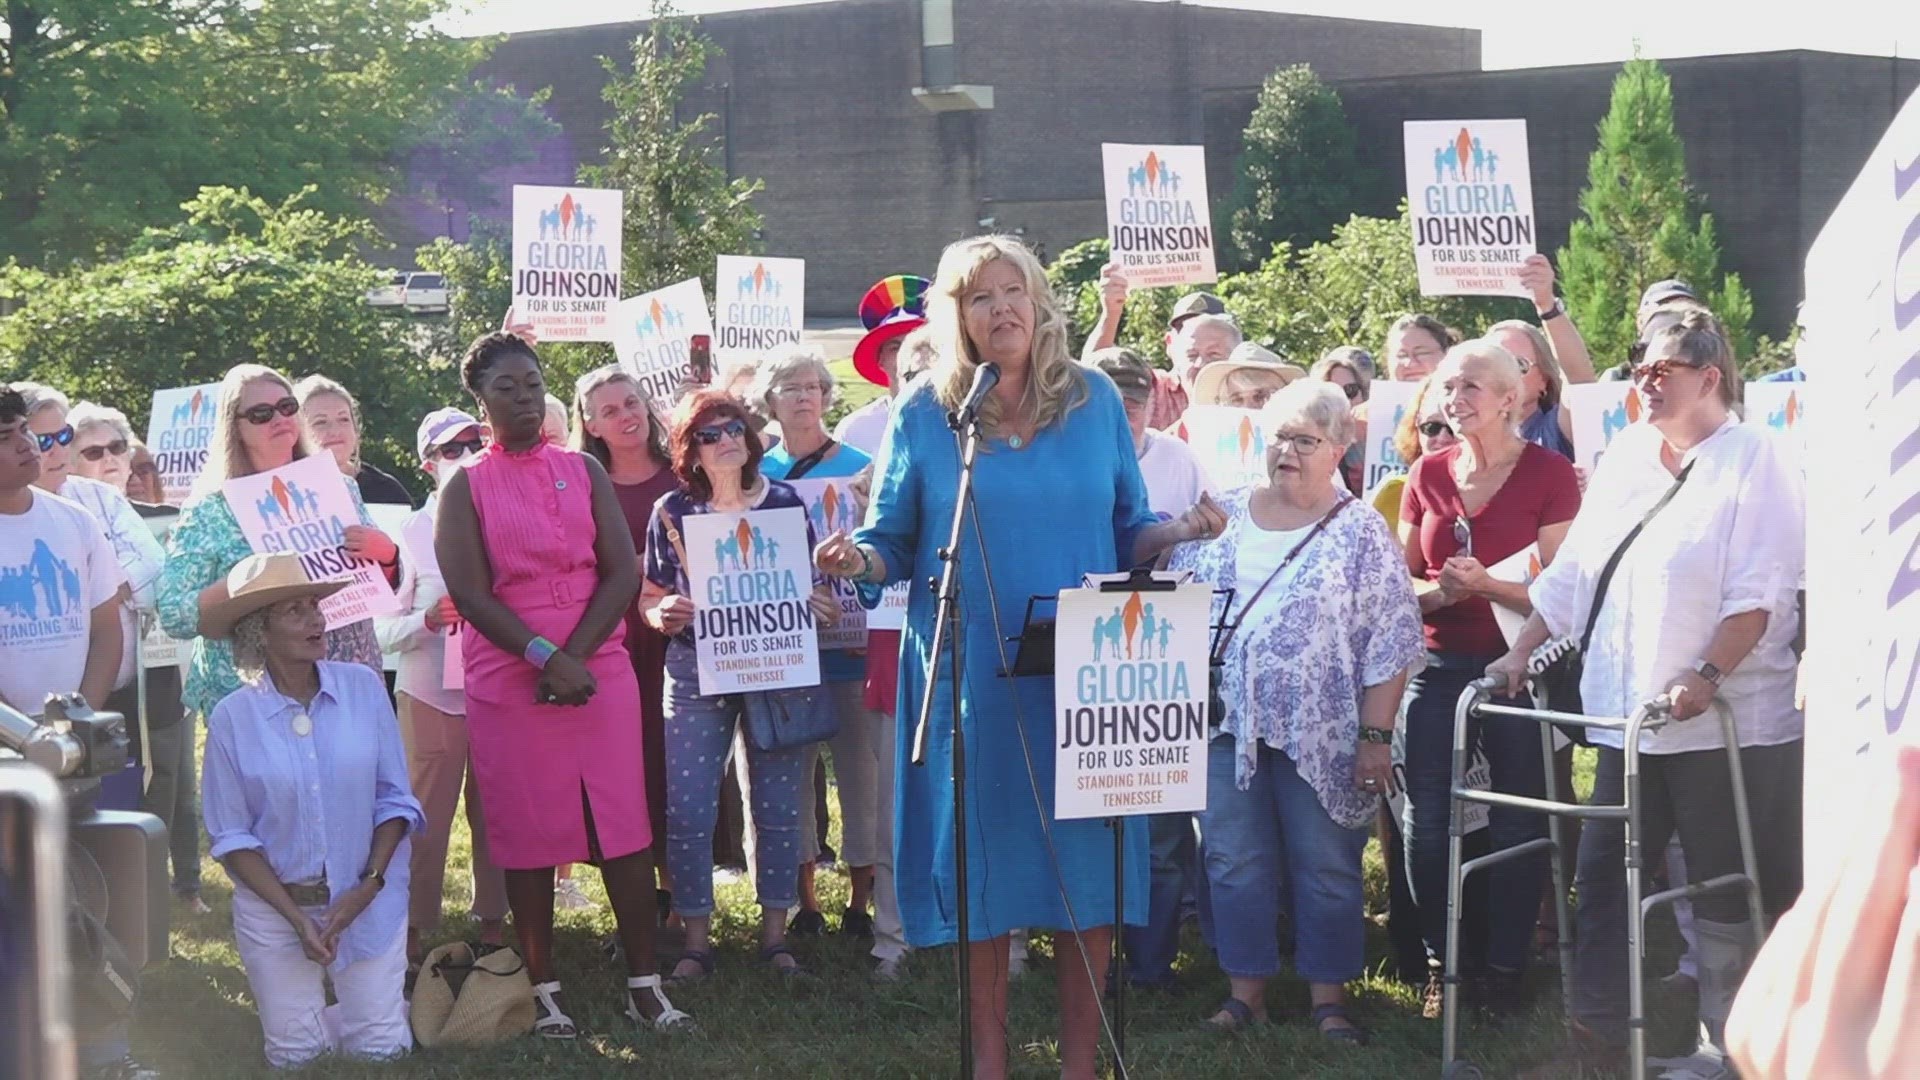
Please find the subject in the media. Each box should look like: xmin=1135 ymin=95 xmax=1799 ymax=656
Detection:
xmin=853 ymin=275 xmax=931 ymax=387
xmin=1191 ymin=343 xmax=1307 ymax=406
xmin=201 ymin=552 xmax=348 ymax=640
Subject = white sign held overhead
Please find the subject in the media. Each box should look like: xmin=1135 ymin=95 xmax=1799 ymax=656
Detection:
xmin=613 ymin=278 xmax=715 ymax=408
xmin=146 ymin=384 xmax=220 ymax=505
xmin=1101 ymin=143 xmax=1217 ymax=289
xmin=714 ymin=255 xmax=804 ymax=368
xmin=511 ymin=185 xmax=624 ymax=342
xmin=1404 ymin=120 xmax=1536 ymax=298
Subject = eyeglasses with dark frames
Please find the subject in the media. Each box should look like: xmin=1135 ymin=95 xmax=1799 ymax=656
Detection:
xmin=79 ymin=439 xmax=131 ymax=461
xmin=240 ymin=398 xmax=300 ymax=426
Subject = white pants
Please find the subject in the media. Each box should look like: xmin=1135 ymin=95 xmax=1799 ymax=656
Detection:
xmin=233 ymin=889 xmax=410 ymax=1070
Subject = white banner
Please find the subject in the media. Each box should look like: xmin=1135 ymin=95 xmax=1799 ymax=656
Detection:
xmin=223 ymin=455 xmax=400 ymax=630
xmin=1180 ymin=406 xmax=1266 ymax=492
xmin=681 ymin=506 xmax=821 ymax=696
xmin=146 ymin=384 xmax=219 ymax=506
xmin=1361 ymin=380 xmax=1420 ymax=493
xmin=785 ymin=477 xmax=866 ymax=652
xmin=714 ymin=255 xmax=804 ymax=368
xmin=511 ymin=185 xmax=623 ymax=342
xmin=1798 ymin=86 xmax=1920 ymax=884
xmin=1054 ymin=583 xmax=1211 ymax=819
xmin=1404 ymin=119 xmax=1536 ymax=298
xmin=1562 ymin=382 xmax=1643 ymax=476
xmin=613 ymin=278 xmax=715 ymax=407
xmin=1101 ymin=143 xmax=1216 ymax=289
xmin=866 ymin=581 xmax=910 ymax=632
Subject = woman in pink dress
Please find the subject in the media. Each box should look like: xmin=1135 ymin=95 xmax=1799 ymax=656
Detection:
xmin=437 ymin=332 xmax=690 ymax=1038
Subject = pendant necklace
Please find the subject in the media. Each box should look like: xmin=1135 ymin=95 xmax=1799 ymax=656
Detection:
xmin=292 ymin=712 xmax=313 ymax=737
xmin=1008 ymin=434 xmax=1025 ymax=449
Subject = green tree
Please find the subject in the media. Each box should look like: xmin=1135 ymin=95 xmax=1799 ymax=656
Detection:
xmin=0 ymin=0 xmax=483 ymax=268
xmin=0 ymin=187 xmax=440 ymax=481
xmin=578 ymin=0 xmax=764 ymax=296
xmin=1221 ymin=65 xmax=1362 ymax=272
xmin=1557 ymin=56 xmax=1755 ymax=362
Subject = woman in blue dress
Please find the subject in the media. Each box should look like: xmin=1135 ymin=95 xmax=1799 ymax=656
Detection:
xmin=815 ymin=235 xmax=1223 ymax=1080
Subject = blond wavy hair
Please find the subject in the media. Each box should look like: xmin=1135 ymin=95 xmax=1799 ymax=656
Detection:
xmin=927 ymin=235 xmax=1086 ymax=436
xmin=194 ymin=364 xmax=313 ymax=499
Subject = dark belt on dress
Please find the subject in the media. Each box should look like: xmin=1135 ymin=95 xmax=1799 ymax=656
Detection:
xmin=283 ymin=880 xmax=330 ymax=906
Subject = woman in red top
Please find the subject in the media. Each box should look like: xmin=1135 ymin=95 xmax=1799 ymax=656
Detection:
xmin=1397 ymin=339 xmax=1581 ymax=1013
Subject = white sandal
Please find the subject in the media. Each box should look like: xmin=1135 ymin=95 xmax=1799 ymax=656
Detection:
xmin=624 ymin=973 xmax=695 ymax=1031
xmin=531 ymin=980 xmax=577 ymax=1039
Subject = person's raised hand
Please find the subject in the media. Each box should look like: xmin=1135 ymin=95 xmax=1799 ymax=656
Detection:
xmin=502 ymin=307 xmax=539 ymax=345
xmin=1519 ymin=253 xmax=1558 ymax=313
xmin=1098 ymin=262 xmax=1130 ymax=314
xmin=814 ymin=531 xmax=866 ymax=580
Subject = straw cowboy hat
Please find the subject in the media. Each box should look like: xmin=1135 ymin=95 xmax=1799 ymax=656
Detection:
xmin=201 ymin=552 xmax=346 ymax=639
xmin=1191 ymin=342 xmax=1308 ymax=405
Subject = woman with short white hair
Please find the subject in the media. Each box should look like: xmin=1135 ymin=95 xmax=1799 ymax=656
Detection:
xmin=65 ymin=402 xmax=139 ymax=495
xmin=1169 ymin=380 xmax=1424 ymax=1041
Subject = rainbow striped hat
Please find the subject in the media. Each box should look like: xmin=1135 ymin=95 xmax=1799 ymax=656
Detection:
xmin=853 ymin=274 xmax=931 ymax=387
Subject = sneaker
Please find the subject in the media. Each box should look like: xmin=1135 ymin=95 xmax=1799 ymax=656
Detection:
xmin=555 ymin=878 xmax=596 ymax=911
xmin=872 ymin=954 xmax=908 ymax=983
xmin=840 ymin=907 xmax=874 ymax=938
xmin=788 ymin=908 xmax=828 ymax=935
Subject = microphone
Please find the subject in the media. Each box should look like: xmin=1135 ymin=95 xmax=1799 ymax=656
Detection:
xmin=952 ymin=362 xmax=1000 ymax=430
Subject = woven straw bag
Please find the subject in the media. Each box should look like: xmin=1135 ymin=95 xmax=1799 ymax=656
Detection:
xmin=410 ymin=942 xmax=536 ymax=1046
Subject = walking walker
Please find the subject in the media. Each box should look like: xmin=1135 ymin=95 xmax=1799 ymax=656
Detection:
xmin=1437 ymin=678 xmax=1767 ymax=1080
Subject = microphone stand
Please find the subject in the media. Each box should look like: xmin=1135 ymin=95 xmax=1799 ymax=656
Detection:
xmin=912 ymin=398 xmax=988 ymax=1080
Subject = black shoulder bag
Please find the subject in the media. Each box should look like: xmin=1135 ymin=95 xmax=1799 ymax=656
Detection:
xmin=1207 ymin=498 xmax=1351 ymax=726
xmin=1529 ymin=462 xmax=1695 ymax=732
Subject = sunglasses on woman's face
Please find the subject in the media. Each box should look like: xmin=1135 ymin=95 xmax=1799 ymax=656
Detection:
xmin=434 ymin=438 xmax=485 ymax=462
xmin=1630 ymin=358 xmax=1703 ymax=385
xmin=1418 ymin=421 xmax=1451 ymax=438
xmin=693 ymin=418 xmax=748 ymax=446
xmin=79 ymin=439 xmax=130 ymax=461
xmin=241 ymin=398 xmax=300 ymax=426
xmin=35 ymin=425 xmax=74 ymax=452
xmin=1337 ymin=382 xmax=1363 ymax=401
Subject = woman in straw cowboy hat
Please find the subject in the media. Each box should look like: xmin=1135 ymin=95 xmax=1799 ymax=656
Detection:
xmin=198 ymin=553 xmax=426 ymax=1070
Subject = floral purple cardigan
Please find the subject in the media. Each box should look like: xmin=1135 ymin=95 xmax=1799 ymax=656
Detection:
xmin=1168 ymin=488 xmax=1425 ymax=828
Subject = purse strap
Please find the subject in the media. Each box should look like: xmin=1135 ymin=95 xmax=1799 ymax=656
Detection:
xmin=783 ymin=439 xmax=837 ymax=480
xmin=1578 ymin=460 xmax=1694 ymax=652
xmin=1211 ymin=496 xmax=1350 ymax=665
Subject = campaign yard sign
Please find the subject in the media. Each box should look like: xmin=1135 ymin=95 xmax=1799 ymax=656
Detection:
xmin=223 ymin=455 xmax=400 ymax=630
xmin=865 ymin=582 xmax=910 ymax=631
xmin=146 ymin=384 xmax=219 ymax=505
xmin=511 ymin=185 xmax=623 ymax=342
xmin=715 ymin=255 xmax=804 ymax=368
xmin=1404 ymin=120 xmax=1536 ymax=298
xmin=1181 ymin=406 xmax=1268 ymax=492
xmin=1054 ymin=583 xmax=1211 ymax=819
xmin=1361 ymin=380 xmax=1420 ymax=493
xmin=613 ymin=278 xmax=715 ymax=407
xmin=785 ymin=477 xmax=867 ymax=651
xmin=1563 ymin=383 xmax=1643 ymax=476
xmin=1101 ymin=144 xmax=1217 ymax=289
xmin=1744 ymin=382 xmax=1806 ymax=435
xmin=681 ymin=506 xmax=821 ymax=696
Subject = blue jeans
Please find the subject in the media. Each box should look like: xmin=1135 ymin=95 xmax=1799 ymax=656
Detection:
xmin=662 ymin=643 xmax=806 ymax=917
xmin=1199 ymin=738 xmax=1367 ymax=985
xmin=1123 ymin=812 xmax=1199 ymax=986
xmin=1402 ymin=651 xmax=1548 ymax=974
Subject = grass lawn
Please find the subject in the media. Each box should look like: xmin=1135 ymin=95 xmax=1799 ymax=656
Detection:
xmin=132 ymin=716 xmax=1686 ymax=1076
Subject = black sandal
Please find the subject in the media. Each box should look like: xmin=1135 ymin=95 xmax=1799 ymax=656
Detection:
xmin=1312 ymin=1002 xmax=1368 ymax=1046
xmin=667 ymin=949 xmax=715 ymax=984
xmin=1205 ymin=997 xmax=1259 ymax=1031
xmin=759 ymin=943 xmax=811 ymax=979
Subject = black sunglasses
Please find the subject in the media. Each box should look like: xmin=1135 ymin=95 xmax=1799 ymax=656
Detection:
xmin=1418 ymin=421 xmax=1451 ymax=438
xmin=241 ymin=398 xmax=300 ymax=425
xmin=35 ymin=425 xmax=74 ymax=452
xmin=1338 ymin=382 xmax=1364 ymax=401
xmin=1452 ymin=514 xmax=1474 ymax=557
xmin=79 ymin=439 xmax=130 ymax=461
xmin=433 ymin=438 xmax=485 ymax=461
xmin=693 ymin=418 xmax=748 ymax=446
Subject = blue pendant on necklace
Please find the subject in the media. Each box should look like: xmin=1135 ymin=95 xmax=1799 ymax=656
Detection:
xmin=1008 ymin=434 xmax=1024 ymax=449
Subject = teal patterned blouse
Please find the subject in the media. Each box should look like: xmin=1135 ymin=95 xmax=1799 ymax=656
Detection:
xmin=157 ymin=485 xmax=387 ymax=717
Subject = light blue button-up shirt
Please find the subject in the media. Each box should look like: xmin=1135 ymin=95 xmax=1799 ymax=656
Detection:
xmin=202 ymin=660 xmax=424 ymax=967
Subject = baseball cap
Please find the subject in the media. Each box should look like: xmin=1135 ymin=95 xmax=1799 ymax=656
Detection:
xmin=416 ymin=407 xmax=481 ymax=462
xmin=1168 ymin=292 xmax=1227 ymax=330
xmin=1085 ymin=347 xmax=1156 ymax=400
xmin=1637 ymin=279 xmax=1697 ymax=313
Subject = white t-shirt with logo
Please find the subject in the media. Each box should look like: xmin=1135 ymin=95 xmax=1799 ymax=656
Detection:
xmin=1137 ymin=428 xmax=1215 ymax=519
xmin=0 ymin=489 xmax=125 ymax=716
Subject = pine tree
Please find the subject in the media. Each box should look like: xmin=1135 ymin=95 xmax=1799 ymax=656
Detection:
xmin=1222 ymin=65 xmax=1362 ymax=272
xmin=577 ymin=0 xmax=764 ymax=295
xmin=1558 ymin=57 xmax=1754 ymax=363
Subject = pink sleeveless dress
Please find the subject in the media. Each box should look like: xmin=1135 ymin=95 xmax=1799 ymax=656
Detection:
xmin=462 ymin=442 xmax=650 ymax=868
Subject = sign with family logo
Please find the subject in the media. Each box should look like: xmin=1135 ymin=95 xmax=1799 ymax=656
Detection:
xmin=613 ymin=278 xmax=715 ymax=408
xmin=1100 ymin=143 xmax=1217 ymax=289
xmin=1564 ymin=383 xmax=1643 ymax=475
xmin=784 ymin=477 xmax=867 ymax=651
xmin=511 ymin=185 xmax=623 ymax=342
xmin=714 ymin=255 xmax=804 ymax=368
xmin=146 ymin=384 xmax=219 ymax=505
xmin=1744 ymin=383 xmax=1807 ymax=435
xmin=1053 ymin=583 xmax=1211 ymax=820
xmin=681 ymin=506 xmax=821 ymax=696
xmin=1361 ymin=380 xmax=1420 ymax=493
xmin=223 ymin=455 xmax=400 ymax=630
xmin=1181 ymin=406 xmax=1268 ymax=491
xmin=1403 ymin=119 xmax=1536 ymax=298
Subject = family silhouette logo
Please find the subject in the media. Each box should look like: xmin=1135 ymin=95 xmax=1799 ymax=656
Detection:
xmin=258 ymin=477 xmax=322 ymax=528
xmin=635 ymin=297 xmax=688 ymax=340
xmin=1213 ymin=414 xmax=1267 ymax=467
xmin=1125 ymin=151 xmax=1186 ymax=199
xmin=536 ymin=193 xmax=601 ymax=243
xmin=1602 ymin=387 xmax=1645 ymax=443
xmin=171 ymin=389 xmax=210 ymax=427
xmin=1430 ymin=127 xmax=1503 ymax=184
xmin=712 ymin=519 xmax=780 ymax=573
xmin=1090 ymin=592 xmax=1178 ymax=662
xmin=0 ymin=540 xmax=82 ymax=622
xmin=734 ymin=262 xmax=783 ymax=302
xmin=1767 ymin=391 xmax=1802 ymax=431
xmin=805 ymin=483 xmax=859 ymax=538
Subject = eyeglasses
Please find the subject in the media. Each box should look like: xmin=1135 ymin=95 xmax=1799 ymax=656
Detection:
xmin=129 ymin=462 xmax=159 ymax=478
xmin=79 ymin=439 xmax=130 ymax=461
xmin=773 ymin=382 xmax=827 ymax=400
xmin=240 ymin=398 xmax=300 ymax=425
xmin=35 ymin=425 xmax=74 ymax=452
xmin=1337 ymin=382 xmax=1364 ymax=402
xmin=1418 ymin=421 xmax=1452 ymax=438
xmin=1452 ymin=514 xmax=1474 ymax=557
xmin=1268 ymin=432 xmax=1326 ymax=455
xmin=433 ymin=438 xmax=485 ymax=461
xmin=1630 ymin=358 xmax=1703 ymax=385
xmin=693 ymin=418 xmax=748 ymax=446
